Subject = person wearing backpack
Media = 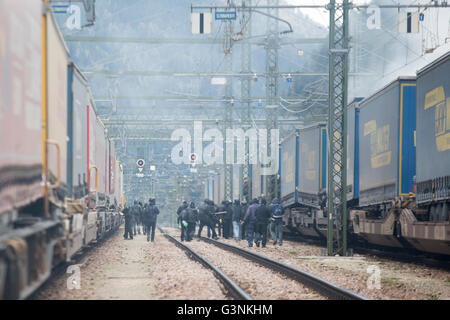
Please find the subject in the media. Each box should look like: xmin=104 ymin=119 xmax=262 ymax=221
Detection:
xmin=269 ymin=198 xmax=284 ymax=246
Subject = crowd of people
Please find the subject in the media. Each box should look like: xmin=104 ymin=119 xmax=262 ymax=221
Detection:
xmin=122 ymin=198 xmax=160 ymax=242
xmin=176 ymin=197 xmax=284 ymax=248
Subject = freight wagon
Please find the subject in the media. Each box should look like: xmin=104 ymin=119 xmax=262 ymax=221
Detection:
xmin=349 ymin=77 xmax=417 ymax=249
xmin=0 ymin=3 xmax=124 ymax=299
xmin=346 ymin=98 xmax=364 ymax=203
xmin=280 ymin=123 xmax=328 ymax=238
xmin=409 ymin=52 xmax=450 ymax=255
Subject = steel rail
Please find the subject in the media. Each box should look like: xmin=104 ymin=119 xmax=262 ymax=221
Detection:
xmin=158 ymin=227 xmax=252 ymax=300
xmin=200 ymin=237 xmax=368 ymax=300
xmin=28 ymin=218 xmax=122 ymax=300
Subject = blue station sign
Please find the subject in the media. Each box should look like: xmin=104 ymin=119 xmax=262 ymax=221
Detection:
xmin=215 ymin=11 xmax=237 ymax=20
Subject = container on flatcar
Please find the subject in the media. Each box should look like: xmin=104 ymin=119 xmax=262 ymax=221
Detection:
xmin=280 ymin=130 xmax=299 ymax=207
xmin=297 ymin=123 xmax=327 ymax=207
xmin=0 ymin=0 xmax=43 ymax=221
xmin=416 ymin=52 xmax=450 ymax=205
xmin=47 ymin=12 xmax=69 ymax=202
xmin=346 ymin=98 xmax=364 ymax=202
xmin=108 ymin=139 xmax=116 ymax=198
xmin=358 ymin=77 xmax=416 ymax=207
xmin=95 ymin=117 xmax=107 ymax=201
xmin=67 ymin=63 xmax=90 ymax=200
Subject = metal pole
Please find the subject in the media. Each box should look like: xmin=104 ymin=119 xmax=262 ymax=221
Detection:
xmin=241 ymin=0 xmax=252 ymax=203
xmin=264 ymin=0 xmax=279 ymax=203
xmin=223 ymin=19 xmax=233 ymax=202
xmin=327 ymin=0 xmax=349 ymax=256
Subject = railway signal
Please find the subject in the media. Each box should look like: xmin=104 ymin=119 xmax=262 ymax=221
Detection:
xmin=136 ymin=159 xmax=145 ymax=167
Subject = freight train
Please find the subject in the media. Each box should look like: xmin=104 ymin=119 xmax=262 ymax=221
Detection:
xmin=205 ymin=52 xmax=450 ymax=257
xmin=0 ymin=1 xmax=124 ymax=299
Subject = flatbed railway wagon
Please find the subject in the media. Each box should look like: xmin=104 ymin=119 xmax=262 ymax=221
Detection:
xmin=280 ymin=123 xmax=327 ymax=238
xmin=349 ymin=77 xmax=418 ymax=249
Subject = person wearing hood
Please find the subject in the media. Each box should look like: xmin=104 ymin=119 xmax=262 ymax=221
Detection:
xmin=269 ymin=198 xmax=284 ymax=246
xmin=177 ymin=200 xmax=189 ymax=241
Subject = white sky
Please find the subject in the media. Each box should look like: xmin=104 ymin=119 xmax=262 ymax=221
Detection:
xmin=285 ymin=0 xmax=371 ymax=26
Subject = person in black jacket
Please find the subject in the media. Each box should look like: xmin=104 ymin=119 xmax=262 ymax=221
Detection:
xmin=144 ymin=198 xmax=159 ymax=242
xmin=254 ymin=198 xmax=271 ymax=248
xmin=123 ymin=205 xmax=134 ymax=240
xmin=243 ymin=198 xmax=259 ymax=247
xmin=131 ymin=201 xmax=140 ymax=236
xmin=177 ymin=200 xmax=188 ymax=241
xmin=197 ymin=199 xmax=218 ymax=239
xmin=185 ymin=202 xmax=198 ymax=242
xmin=222 ymin=200 xmax=233 ymax=239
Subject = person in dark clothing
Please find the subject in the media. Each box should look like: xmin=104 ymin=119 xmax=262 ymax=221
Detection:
xmin=222 ymin=200 xmax=233 ymax=239
xmin=185 ymin=202 xmax=198 ymax=242
xmin=123 ymin=206 xmax=134 ymax=240
xmin=214 ymin=203 xmax=222 ymax=237
xmin=131 ymin=201 xmax=140 ymax=236
xmin=243 ymin=198 xmax=259 ymax=247
xmin=231 ymin=199 xmax=241 ymax=240
xmin=177 ymin=201 xmax=188 ymax=241
xmin=197 ymin=199 xmax=218 ymax=239
xmin=269 ymin=198 xmax=284 ymax=246
xmin=254 ymin=198 xmax=271 ymax=247
xmin=240 ymin=199 xmax=248 ymax=240
xmin=145 ymin=198 xmax=159 ymax=242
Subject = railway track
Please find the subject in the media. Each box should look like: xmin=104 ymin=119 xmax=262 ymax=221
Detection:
xmin=28 ymin=225 xmax=121 ymax=300
xmin=158 ymin=227 xmax=252 ymax=300
xmin=199 ymin=236 xmax=368 ymax=300
xmin=284 ymin=233 xmax=450 ymax=270
xmin=161 ymin=227 xmax=367 ymax=300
